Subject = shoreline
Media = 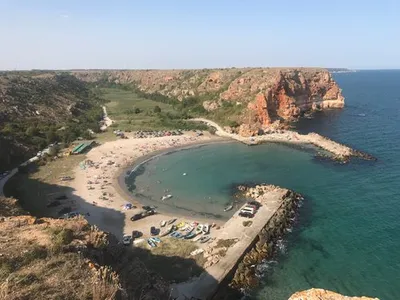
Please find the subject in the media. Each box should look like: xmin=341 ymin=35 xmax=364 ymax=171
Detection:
xmin=114 ymin=138 xmax=234 ymax=222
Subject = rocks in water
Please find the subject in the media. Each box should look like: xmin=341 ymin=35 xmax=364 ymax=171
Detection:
xmin=288 ymin=288 xmax=379 ymax=300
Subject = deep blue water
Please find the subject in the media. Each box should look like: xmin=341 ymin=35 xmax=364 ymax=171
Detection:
xmin=127 ymin=71 xmax=400 ymax=300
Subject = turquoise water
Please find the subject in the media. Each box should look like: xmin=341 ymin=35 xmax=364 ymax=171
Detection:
xmin=126 ymin=71 xmax=400 ymax=300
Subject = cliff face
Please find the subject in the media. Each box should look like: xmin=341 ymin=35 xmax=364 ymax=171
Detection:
xmin=72 ymin=68 xmax=344 ymax=132
xmin=289 ymin=288 xmax=379 ymax=300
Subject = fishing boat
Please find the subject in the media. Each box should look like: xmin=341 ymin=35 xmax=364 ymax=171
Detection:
xmin=160 ymin=220 xmax=166 ymax=227
xmin=170 ymin=232 xmax=183 ymax=239
xmin=224 ymin=204 xmax=233 ymax=212
xmin=185 ymin=226 xmax=194 ymax=234
xmin=167 ymin=218 xmax=177 ymax=225
xmin=161 ymin=194 xmax=172 ymax=201
xmin=193 ymin=234 xmax=203 ymax=242
xmin=160 ymin=226 xmax=173 ymax=237
xmin=184 ymin=232 xmax=197 ymax=239
xmin=180 ymin=224 xmax=189 ymax=231
xmin=176 ymin=221 xmax=185 ymax=229
xmin=147 ymin=238 xmax=157 ymax=248
xmin=202 ymin=224 xmax=210 ymax=234
xmin=190 ymin=248 xmax=204 ymax=256
xmin=196 ymin=224 xmax=203 ymax=235
xmin=199 ymin=236 xmax=211 ymax=243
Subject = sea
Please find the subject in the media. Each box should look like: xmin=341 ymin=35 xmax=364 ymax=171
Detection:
xmin=125 ymin=70 xmax=400 ymax=300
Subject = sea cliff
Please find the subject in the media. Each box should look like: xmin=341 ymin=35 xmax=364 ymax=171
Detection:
xmin=72 ymin=68 xmax=344 ymax=133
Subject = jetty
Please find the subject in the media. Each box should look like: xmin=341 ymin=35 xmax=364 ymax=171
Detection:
xmin=171 ymin=186 xmax=298 ymax=300
xmin=191 ymin=118 xmax=373 ymax=160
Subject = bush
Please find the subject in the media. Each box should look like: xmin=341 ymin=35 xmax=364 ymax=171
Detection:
xmin=51 ymin=228 xmax=74 ymax=252
xmin=153 ymin=105 xmax=162 ymax=113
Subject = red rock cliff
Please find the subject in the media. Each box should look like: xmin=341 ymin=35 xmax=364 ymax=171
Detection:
xmin=72 ymin=68 xmax=344 ymax=133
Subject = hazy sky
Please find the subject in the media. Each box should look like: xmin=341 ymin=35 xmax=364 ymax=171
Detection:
xmin=1 ymin=0 xmax=399 ymax=70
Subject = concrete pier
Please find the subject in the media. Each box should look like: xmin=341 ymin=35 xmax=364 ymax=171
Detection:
xmin=171 ymin=188 xmax=289 ymax=300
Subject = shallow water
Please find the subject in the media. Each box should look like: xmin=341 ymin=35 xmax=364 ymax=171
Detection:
xmin=126 ymin=70 xmax=400 ymax=299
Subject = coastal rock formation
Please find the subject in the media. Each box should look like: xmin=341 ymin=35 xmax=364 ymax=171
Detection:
xmin=289 ymin=288 xmax=379 ymax=300
xmin=72 ymin=68 xmax=344 ymax=133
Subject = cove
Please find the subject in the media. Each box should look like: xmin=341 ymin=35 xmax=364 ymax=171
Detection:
xmin=125 ymin=71 xmax=400 ymax=300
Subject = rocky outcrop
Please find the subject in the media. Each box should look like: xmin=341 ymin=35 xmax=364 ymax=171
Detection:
xmin=289 ymin=288 xmax=379 ymax=300
xmin=72 ymin=68 xmax=344 ymax=133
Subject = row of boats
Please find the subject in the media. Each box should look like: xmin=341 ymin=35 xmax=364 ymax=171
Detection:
xmin=146 ymin=219 xmax=214 ymax=248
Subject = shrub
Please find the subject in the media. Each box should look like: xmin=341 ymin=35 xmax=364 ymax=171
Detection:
xmin=153 ymin=105 xmax=161 ymax=113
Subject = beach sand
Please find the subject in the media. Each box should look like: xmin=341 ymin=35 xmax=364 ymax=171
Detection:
xmin=67 ymin=132 xmax=225 ymax=239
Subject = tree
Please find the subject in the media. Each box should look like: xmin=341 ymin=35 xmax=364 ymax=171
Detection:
xmin=153 ymin=105 xmax=161 ymax=113
xmin=134 ymin=107 xmax=141 ymax=114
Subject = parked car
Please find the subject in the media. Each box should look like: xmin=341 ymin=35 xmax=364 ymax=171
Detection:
xmin=239 ymin=211 xmax=254 ymax=218
xmin=130 ymin=213 xmax=143 ymax=221
xmin=247 ymin=200 xmax=261 ymax=209
xmin=122 ymin=235 xmax=132 ymax=246
xmin=132 ymin=230 xmax=142 ymax=239
xmin=142 ymin=205 xmax=157 ymax=211
xmin=150 ymin=226 xmax=159 ymax=236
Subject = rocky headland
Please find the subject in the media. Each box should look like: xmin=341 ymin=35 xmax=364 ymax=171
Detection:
xmin=289 ymin=288 xmax=379 ymax=300
xmin=72 ymin=68 xmax=344 ymax=132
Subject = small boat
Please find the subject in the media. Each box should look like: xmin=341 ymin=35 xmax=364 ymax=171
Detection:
xmin=193 ymin=234 xmax=204 ymax=242
xmin=180 ymin=224 xmax=189 ymax=231
xmin=161 ymin=194 xmax=172 ymax=201
xmin=185 ymin=226 xmax=194 ymax=234
xmin=167 ymin=218 xmax=177 ymax=225
xmin=160 ymin=226 xmax=173 ymax=237
xmin=170 ymin=232 xmax=183 ymax=239
xmin=176 ymin=221 xmax=185 ymax=229
xmin=196 ymin=224 xmax=203 ymax=235
xmin=147 ymin=239 xmax=157 ymax=248
xmin=184 ymin=232 xmax=197 ymax=239
xmin=202 ymin=224 xmax=210 ymax=234
xmin=183 ymin=173 xmax=187 ymax=176
xmin=160 ymin=220 xmax=166 ymax=227
xmin=224 ymin=204 xmax=233 ymax=212
xmin=199 ymin=236 xmax=211 ymax=244
xmin=151 ymin=237 xmax=161 ymax=244
xmin=190 ymin=248 xmax=204 ymax=256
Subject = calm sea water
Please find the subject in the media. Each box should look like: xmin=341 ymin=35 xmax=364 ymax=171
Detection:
xmin=127 ymin=70 xmax=400 ymax=300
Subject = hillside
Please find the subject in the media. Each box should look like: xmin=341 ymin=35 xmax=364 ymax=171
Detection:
xmin=0 ymin=73 xmax=104 ymax=170
xmin=0 ymin=196 xmax=169 ymax=300
xmin=73 ymin=68 xmax=344 ymax=135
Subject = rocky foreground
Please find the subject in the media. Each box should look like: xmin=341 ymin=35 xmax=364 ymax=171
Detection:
xmin=289 ymin=288 xmax=379 ymax=300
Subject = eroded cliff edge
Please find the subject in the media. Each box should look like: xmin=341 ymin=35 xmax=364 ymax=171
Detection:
xmin=72 ymin=68 xmax=344 ymax=134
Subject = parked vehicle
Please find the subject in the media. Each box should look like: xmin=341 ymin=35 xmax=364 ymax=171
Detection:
xmin=122 ymin=235 xmax=132 ymax=246
xmin=131 ymin=213 xmax=143 ymax=221
xmin=239 ymin=211 xmax=254 ymax=218
xmin=150 ymin=226 xmax=159 ymax=236
xmin=132 ymin=230 xmax=142 ymax=239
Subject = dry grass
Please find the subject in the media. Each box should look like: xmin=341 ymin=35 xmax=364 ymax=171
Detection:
xmin=133 ymin=238 xmax=205 ymax=283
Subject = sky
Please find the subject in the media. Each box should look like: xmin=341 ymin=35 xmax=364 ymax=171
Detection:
xmin=0 ymin=0 xmax=399 ymax=70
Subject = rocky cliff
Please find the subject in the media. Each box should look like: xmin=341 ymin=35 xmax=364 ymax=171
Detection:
xmin=289 ymin=288 xmax=379 ymax=300
xmin=72 ymin=68 xmax=344 ymax=132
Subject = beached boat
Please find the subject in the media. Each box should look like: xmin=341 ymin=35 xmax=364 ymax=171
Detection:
xmin=193 ymin=234 xmax=203 ymax=242
xmin=196 ymin=224 xmax=203 ymax=234
xmin=161 ymin=194 xmax=172 ymax=201
xmin=199 ymin=236 xmax=211 ymax=244
xmin=160 ymin=220 xmax=166 ymax=227
xmin=184 ymin=232 xmax=197 ymax=239
xmin=170 ymin=231 xmax=183 ymax=239
xmin=180 ymin=224 xmax=189 ymax=231
xmin=190 ymin=248 xmax=204 ymax=256
xmin=150 ymin=237 xmax=161 ymax=244
xmin=160 ymin=225 xmax=173 ymax=237
xmin=176 ymin=221 xmax=185 ymax=229
xmin=203 ymin=224 xmax=210 ymax=234
xmin=147 ymin=239 xmax=157 ymax=248
xmin=185 ymin=226 xmax=194 ymax=234
xmin=167 ymin=218 xmax=177 ymax=225
xmin=224 ymin=204 xmax=233 ymax=212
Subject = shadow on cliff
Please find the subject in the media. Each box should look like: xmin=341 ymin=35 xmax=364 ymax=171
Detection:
xmin=3 ymin=163 xmax=244 ymax=300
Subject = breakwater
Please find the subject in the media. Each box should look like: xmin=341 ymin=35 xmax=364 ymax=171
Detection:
xmin=171 ymin=184 xmax=302 ymax=300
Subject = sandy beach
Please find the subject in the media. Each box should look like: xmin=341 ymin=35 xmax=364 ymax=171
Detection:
xmin=67 ymin=132 xmax=225 ymax=239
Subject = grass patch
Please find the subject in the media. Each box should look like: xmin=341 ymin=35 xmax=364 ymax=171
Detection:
xmin=133 ymin=239 xmax=205 ymax=283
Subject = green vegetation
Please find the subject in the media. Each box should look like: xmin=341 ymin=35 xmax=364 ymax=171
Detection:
xmin=96 ymin=87 xmax=208 ymax=131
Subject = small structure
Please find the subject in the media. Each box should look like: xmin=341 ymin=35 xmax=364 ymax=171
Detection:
xmin=71 ymin=141 xmax=96 ymax=155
